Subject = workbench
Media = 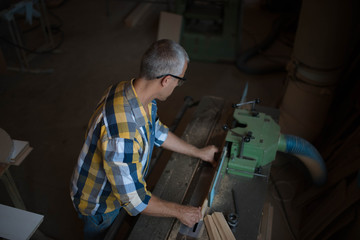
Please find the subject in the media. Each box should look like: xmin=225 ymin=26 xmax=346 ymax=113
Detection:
xmin=127 ymin=96 xmax=272 ymax=240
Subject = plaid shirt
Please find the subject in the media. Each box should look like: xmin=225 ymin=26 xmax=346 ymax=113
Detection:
xmin=70 ymin=80 xmax=169 ymax=216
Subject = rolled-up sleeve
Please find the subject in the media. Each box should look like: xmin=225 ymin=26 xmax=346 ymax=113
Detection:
xmin=102 ymin=138 xmax=151 ymax=216
xmin=154 ymin=119 xmax=169 ymax=147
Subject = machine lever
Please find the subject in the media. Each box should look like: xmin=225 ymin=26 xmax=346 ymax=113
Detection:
xmin=232 ymin=98 xmax=260 ymax=109
xmin=223 ymin=124 xmax=243 ymax=138
xmin=223 ymin=125 xmax=255 ymax=143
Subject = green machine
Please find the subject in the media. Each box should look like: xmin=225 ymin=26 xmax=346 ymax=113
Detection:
xmin=175 ymin=0 xmax=242 ymax=62
xmin=208 ymin=98 xmax=327 ymax=206
xmin=224 ymin=99 xmax=280 ymax=178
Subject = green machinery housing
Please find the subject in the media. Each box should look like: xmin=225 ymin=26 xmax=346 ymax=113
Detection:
xmin=175 ymin=0 xmax=242 ymax=62
xmin=208 ymin=100 xmax=327 ymax=205
xmin=225 ymin=105 xmax=280 ymax=178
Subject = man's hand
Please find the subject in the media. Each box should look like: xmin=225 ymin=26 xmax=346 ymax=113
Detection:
xmin=197 ymin=145 xmax=219 ymax=167
xmin=177 ymin=205 xmax=202 ymax=227
xmin=161 ymin=132 xmax=219 ymax=167
xmin=142 ymin=195 xmax=201 ymax=228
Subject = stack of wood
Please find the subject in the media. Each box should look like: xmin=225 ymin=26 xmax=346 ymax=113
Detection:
xmin=295 ymin=127 xmax=360 ymax=239
xmin=204 ymin=212 xmax=236 ymax=240
xmin=270 ymin=54 xmax=360 ymax=240
xmin=292 ymin=55 xmax=360 ymax=239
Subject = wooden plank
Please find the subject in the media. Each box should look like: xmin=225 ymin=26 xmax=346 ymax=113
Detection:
xmin=326 ymin=128 xmax=360 ymax=169
xmin=300 ymin=180 xmax=346 ymax=239
xmin=157 ymin=11 xmax=182 ymax=43
xmin=320 ymin=208 xmax=356 ymax=240
xmin=294 ymin=156 xmax=360 ymax=207
xmin=168 ymin=101 xmax=231 ymax=239
xmin=258 ymin=202 xmax=274 ymax=240
xmin=212 ymin=212 xmax=236 ymax=240
xmin=204 ymin=214 xmax=221 ymax=240
xmin=300 ymin=177 xmax=360 ymax=239
xmin=124 ymin=3 xmax=152 ymax=27
xmin=128 ymin=96 xmax=225 ymax=240
xmin=201 ymin=198 xmax=208 ymax=219
xmin=266 ymin=205 xmax=274 ymax=240
xmin=294 ymin=128 xmax=360 ymax=208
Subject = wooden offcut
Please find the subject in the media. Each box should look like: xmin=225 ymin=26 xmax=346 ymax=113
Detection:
xmin=258 ymin=202 xmax=274 ymax=240
xmin=212 ymin=212 xmax=236 ymax=240
xmin=204 ymin=212 xmax=236 ymax=240
xmin=204 ymin=214 xmax=221 ymax=240
xmin=200 ymin=198 xmax=209 ymax=219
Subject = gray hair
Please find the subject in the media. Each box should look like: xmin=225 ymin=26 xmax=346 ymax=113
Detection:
xmin=139 ymin=39 xmax=189 ymax=80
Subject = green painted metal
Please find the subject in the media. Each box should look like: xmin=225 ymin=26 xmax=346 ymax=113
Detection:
xmin=277 ymin=134 xmax=287 ymax=152
xmin=175 ymin=0 xmax=242 ymax=62
xmin=225 ymin=108 xmax=281 ymax=177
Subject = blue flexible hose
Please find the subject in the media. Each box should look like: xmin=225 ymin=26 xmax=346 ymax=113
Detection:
xmin=281 ymin=134 xmax=327 ymax=185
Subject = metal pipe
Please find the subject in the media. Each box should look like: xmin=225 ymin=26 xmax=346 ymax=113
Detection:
xmin=232 ymin=98 xmax=260 ymax=109
xmin=279 ymin=0 xmax=357 ymax=141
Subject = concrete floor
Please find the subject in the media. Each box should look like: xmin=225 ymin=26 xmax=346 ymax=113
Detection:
xmin=0 ymin=0 xmax=295 ymax=239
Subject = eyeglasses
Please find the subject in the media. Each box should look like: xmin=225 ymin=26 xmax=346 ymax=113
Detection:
xmin=156 ymin=74 xmax=186 ymax=86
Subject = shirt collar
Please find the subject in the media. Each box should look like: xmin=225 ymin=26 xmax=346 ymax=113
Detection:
xmin=124 ymin=79 xmax=152 ymax=128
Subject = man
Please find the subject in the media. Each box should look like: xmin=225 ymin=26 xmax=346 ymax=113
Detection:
xmin=70 ymin=39 xmax=218 ymax=239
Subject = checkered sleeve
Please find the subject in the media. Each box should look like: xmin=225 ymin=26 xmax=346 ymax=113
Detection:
xmin=102 ymin=138 xmax=151 ymax=216
xmin=154 ymin=118 xmax=169 ymax=147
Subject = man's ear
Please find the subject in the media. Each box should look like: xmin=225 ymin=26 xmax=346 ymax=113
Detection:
xmin=160 ymin=76 xmax=171 ymax=87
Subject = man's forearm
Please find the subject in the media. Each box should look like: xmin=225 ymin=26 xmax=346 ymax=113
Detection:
xmin=161 ymin=131 xmax=199 ymax=158
xmin=142 ymin=195 xmax=180 ymax=218
xmin=161 ymin=131 xmax=218 ymax=164
xmin=142 ymin=195 xmax=201 ymax=227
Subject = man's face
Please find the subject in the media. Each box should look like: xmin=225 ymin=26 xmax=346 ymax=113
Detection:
xmin=159 ymin=62 xmax=188 ymax=101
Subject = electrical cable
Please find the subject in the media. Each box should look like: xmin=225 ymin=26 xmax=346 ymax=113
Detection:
xmin=270 ymin=174 xmax=298 ymax=240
